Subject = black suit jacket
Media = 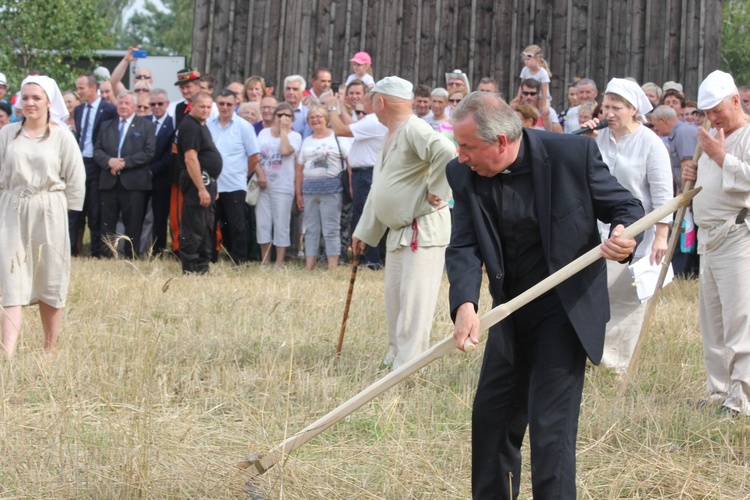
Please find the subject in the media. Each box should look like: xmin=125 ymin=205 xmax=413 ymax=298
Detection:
xmin=149 ymin=114 xmax=176 ymax=191
xmin=94 ymin=115 xmax=156 ymax=191
xmin=446 ymin=129 xmax=644 ymax=364
xmin=74 ymin=99 xmax=118 ymax=155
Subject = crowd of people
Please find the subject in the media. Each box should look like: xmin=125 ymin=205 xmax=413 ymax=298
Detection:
xmin=1 ymin=44 xmax=749 ymax=499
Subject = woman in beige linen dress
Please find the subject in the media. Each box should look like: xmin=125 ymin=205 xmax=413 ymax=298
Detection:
xmin=0 ymin=76 xmax=85 ymax=356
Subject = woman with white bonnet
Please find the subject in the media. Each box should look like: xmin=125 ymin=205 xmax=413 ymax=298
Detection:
xmin=0 ymin=75 xmax=85 ymax=357
xmin=582 ymin=77 xmax=673 ymax=375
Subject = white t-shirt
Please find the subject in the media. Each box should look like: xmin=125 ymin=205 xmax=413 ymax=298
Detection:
xmin=348 ymin=113 xmax=387 ymax=167
xmin=345 ymin=73 xmax=375 ymax=87
xmin=519 ymin=66 xmax=550 ymax=84
xmin=258 ymin=128 xmax=302 ymax=194
xmin=298 ymin=133 xmax=350 ymax=180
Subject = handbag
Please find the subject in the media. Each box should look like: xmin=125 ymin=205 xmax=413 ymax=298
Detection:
xmin=245 ymin=175 xmax=260 ymax=206
xmin=333 ymin=134 xmax=352 ymax=204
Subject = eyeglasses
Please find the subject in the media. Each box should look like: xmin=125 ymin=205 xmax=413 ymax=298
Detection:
xmin=521 ymin=91 xmax=538 ymax=96
xmin=520 ymin=52 xmax=536 ymax=59
xmin=217 ymin=102 xmax=235 ymax=107
xmin=150 ymin=101 xmax=165 ymax=107
xmin=134 ymin=88 xmax=149 ymax=93
xmin=308 ymin=115 xmax=325 ymax=121
xmin=134 ymin=75 xmax=151 ymax=80
xmin=354 ymin=110 xmax=366 ymax=116
xmin=690 ymin=110 xmax=705 ymax=116
xmin=276 ymin=113 xmax=292 ymax=118
xmin=449 ymin=98 xmax=463 ymax=103
xmin=447 ymin=82 xmax=462 ymax=88
xmin=137 ymin=105 xmax=150 ymax=110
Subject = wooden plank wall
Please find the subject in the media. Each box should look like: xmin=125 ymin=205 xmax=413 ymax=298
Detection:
xmin=192 ymin=0 xmax=722 ymax=109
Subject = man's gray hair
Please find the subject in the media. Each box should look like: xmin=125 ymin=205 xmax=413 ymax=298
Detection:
xmin=451 ymin=92 xmax=523 ymax=143
xmin=431 ymin=87 xmax=449 ymax=99
xmin=652 ymin=105 xmax=677 ymax=121
xmin=117 ymin=90 xmax=135 ymax=100
xmin=577 ymin=78 xmax=597 ymax=90
xmin=284 ymin=74 xmax=307 ymax=91
xmin=150 ymin=88 xmax=169 ymax=99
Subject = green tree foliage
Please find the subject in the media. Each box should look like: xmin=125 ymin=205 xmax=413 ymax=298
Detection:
xmin=722 ymin=0 xmax=750 ymax=85
xmin=0 ymin=0 xmax=112 ymax=92
xmin=120 ymin=0 xmax=194 ymax=59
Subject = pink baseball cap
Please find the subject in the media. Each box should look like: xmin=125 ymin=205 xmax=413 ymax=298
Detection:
xmin=350 ymin=52 xmax=372 ymax=65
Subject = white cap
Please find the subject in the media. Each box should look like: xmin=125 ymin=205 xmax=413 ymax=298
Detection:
xmin=370 ymin=76 xmax=413 ymax=100
xmin=698 ymin=70 xmax=738 ymax=110
xmin=605 ymin=78 xmax=653 ymax=116
xmin=94 ymin=66 xmax=111 ymax=81
xmin=0 ymin=73 xmax=6 ymax=86
xmin=662 ymin=81 xmax=684 ymax=95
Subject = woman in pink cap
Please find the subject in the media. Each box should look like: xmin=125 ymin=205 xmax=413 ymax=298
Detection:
xmin=345 ymin=52 xmax=374 ymax=87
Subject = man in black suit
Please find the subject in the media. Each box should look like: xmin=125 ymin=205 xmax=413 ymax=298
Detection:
xmin=446 ymin=92 xmax=644 ymax=499
xmin=145 ymin=88 xmax=175 ymax=254
xmin=71 ymin=73 xmax=118 ymax=257
xmin=94 ymin=91 xmax=155 ymax=258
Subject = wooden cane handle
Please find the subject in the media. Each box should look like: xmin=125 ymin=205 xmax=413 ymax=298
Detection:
xmin=463 ymin=338 xmax=476 ymax=352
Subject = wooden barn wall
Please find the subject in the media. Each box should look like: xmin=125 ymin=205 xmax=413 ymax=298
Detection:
xmin=191 ymin=0 xmax=722 ymax=108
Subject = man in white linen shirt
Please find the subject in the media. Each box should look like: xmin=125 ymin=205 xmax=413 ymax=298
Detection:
xmin=683 ymin=70 xmax=750 ymax=417
xmin=351 ymin=76 xmax=456 ymax=369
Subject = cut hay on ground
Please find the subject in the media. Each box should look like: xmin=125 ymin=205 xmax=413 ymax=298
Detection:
xmin=1 ymin=257 xmax=748 ymax=498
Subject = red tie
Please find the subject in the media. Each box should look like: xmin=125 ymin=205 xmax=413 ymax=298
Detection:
xmin=184 ymin=102 xmax=193 ymax=114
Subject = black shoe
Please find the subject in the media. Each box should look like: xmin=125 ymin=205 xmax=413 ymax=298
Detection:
xmin=717 ymin=405 xmax=740 ymax=419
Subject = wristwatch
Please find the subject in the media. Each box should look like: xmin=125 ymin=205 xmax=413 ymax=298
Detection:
xmin=328 ymin=106 xmax=338 ymax=112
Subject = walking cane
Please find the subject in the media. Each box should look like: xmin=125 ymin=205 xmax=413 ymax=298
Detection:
xmin=238 ymin=189 xmax=699 ymax=479
xmin=618 ymin=121 xmax=709 ymax=396
xmin=335 ymin=246 xmax=363 ymax=360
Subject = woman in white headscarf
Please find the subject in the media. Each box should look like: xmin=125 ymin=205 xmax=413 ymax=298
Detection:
xmin=583 ymin=78 xmax=674 ymax=375
xmin=0 ymin=76 xmax=86 ymax=357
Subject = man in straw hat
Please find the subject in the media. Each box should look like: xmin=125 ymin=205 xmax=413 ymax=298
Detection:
xmin=447 ymin=91 xmax=644 ymax=498
xmin=351 ymin=76 xmax=456 ymax=370
xmin=683 ymin=70 xmax=750 ymax=417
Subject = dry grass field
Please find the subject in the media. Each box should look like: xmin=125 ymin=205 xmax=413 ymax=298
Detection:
xmin=1 ymin=255 xmax=748 ymax=498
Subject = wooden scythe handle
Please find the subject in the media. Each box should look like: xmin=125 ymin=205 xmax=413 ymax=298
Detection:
xmin=239 ymin=188 xmax=701 ymax=479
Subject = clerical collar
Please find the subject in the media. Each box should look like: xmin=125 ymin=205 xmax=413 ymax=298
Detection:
xmin=502 ymin=136 xmax=525 ymax=174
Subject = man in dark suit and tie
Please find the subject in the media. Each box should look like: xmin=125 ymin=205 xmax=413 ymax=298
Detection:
xmin=94 ymin=91 xmax=155 ymax=258
xmin=145 ymin=88 xmax=175 ymax=254
xmin=446 ymin=92 xmax=645 ymax=499
xmin=72 ymin=73 xmax=118 ymax=257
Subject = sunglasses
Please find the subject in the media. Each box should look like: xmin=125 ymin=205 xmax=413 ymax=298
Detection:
xmin=276 ymin=113 xmax=292 ymax=118
xmin=521 ymin=91 xmax=538 ymax=96
xmin=449 ymin=98 xmax=463 ymax=103
xmin=520 ymin=52 xmax=536 ymax=59
xmin=137 ymin=105 xmax=150 ymax=110
xmin=134 ymin=88 xmax=149 ymax=93
xmin=690 ymin=110 xmax=705 ymax=116
xmin=134 ymin=75 xmax=151 ymax=80
xmin=150 ymin=101 xmax=165 ymax=107
xmin=217 ymin=102 xmax=235 ymax=107
xmin=354 ymin=110 xmax=366 ymax=116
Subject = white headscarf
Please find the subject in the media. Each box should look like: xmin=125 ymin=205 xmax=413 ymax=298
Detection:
xmin=20 ymin=75 xmax=69 ymax=125
xmin=605 ymin=78 xmax=653 ymax=119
